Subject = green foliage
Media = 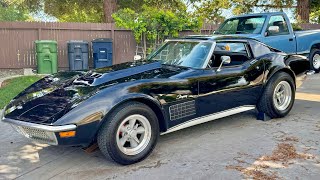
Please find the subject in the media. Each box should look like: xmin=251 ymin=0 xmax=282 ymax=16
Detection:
xmin=113 ymin=4 xmax=202 ymax=57
xmin=113 ymin=5 xmax=202 ymax=43
xmin=310 ymin=0 xmax=320 ymax=23
xmin=291 ymin=23 xmax=303 ymax=30
xmin=8 ymin=0 xmax=197 ymax=23
xmin=0 ymin=2 xmax=32 ymax=21
xmin=43 ymin=0 xmax=103 ymax=22
xmin=194 ymin=0 xmax=231 ymax=24
xmin=232 ymin=0 xmax=257 ymax=15
xmin=232 ymin=0 xmax=294 ymax=15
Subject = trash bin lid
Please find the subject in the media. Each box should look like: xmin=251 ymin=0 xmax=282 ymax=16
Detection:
xmin=92 ymin=38 xmax=113 ymax=43
xmin=35 ymin=40 xmax=57 ymax=44
xmin=67 ymin=40 xmax=89 ymax=44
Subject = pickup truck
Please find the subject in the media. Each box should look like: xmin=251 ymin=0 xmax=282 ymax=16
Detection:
xmin=214 ymin=12 xmax=320 ymax=72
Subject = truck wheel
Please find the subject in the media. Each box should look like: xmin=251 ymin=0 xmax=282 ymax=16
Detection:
xmin=97 ymin=101 xmax=159 ymax=165
xmin=257 ymin=72 xmax=295 ymax=118
xmin=309 ymin=48 xmax=320 ymax=73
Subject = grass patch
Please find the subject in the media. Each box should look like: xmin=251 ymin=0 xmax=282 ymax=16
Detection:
xmin=0 ymin=76 xmax=43 ymax=109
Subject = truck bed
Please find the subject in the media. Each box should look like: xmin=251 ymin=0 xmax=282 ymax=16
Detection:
xmin=294 ymin=29 xmax=320 ymax=55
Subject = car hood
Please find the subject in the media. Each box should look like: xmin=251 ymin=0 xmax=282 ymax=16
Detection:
xmin=3 ymin=60 xmax=186 ymax=124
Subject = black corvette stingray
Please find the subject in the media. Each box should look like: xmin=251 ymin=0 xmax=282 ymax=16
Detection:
xmin=1 ymin=36 xmax=310 ymax=165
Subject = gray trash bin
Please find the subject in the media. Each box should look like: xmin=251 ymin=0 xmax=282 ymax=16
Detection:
xmin=68 ymin=40 xmax=89 ymax=71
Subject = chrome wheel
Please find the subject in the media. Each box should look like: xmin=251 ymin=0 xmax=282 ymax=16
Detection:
xmin=273 ymin=81 xmax=292 ymax=111
xmin=313 ymin=54 xmax=320 ymax=69
xmin=116 ymin=114 xmax=152 ymax=156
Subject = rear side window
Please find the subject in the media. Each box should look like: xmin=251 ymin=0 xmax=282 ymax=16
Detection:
xmin=214 ymin=42 xmax=247 ymax=54
xmin=250 ymin=41 xmax=271 ymax=57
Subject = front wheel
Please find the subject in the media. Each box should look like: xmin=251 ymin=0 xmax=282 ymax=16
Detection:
xmin=309 ymin=48 xmax=320 ymax=73
xmin=97 ymin=102 xmax=159 ymax=165
xmin=257 ymin=72 xmax=295 ymax=118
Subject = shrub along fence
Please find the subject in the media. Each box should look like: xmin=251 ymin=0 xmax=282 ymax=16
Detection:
xmin=0 ymin=22 xmax=318 ymax=70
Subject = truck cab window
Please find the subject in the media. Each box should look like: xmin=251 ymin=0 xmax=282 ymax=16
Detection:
xmin=267 ymin=15 xmax=289 ymax=36
xmin=215 ymin=16 xmax=266 ymax=35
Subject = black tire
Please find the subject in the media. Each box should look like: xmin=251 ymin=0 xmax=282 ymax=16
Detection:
xmin=97 ymin=101 xmax=159 ymax=165
xmin=309 ymin=48 xmax=320 ymax=73
xmin=257 ymin=72 xmax=295 ymax=118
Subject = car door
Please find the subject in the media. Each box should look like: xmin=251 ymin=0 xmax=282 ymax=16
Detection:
xmin=261 ymin=15 xmax=296 ymax=54
xmin=196 ymin=41 xmax=265 ymax=117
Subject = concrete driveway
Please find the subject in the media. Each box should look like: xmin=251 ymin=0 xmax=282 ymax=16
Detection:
xmin=1 ymin=74 xmax=320 ymax=180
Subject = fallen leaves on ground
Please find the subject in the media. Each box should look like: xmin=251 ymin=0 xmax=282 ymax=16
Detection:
xmin=260 ymin=143 xmax=313 ymax=164
xmin=226 ymin=165 xmax=278 ymax=180
xmin=226 ymin=136 xmax=316 ymax=180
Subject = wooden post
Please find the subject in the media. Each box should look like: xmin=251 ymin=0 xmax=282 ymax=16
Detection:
xmin=111 ymin=23 xmax=115 ymax=65
xmin=38 ymin=28 xmax=41 ymax=40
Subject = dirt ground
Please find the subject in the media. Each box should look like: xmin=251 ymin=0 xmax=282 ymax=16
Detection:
xmin=0 ymin=74 xmax=319 ymax=180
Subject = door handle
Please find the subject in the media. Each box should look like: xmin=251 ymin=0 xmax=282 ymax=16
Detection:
xmin=289 ymin=38 xmax=293 ymax=41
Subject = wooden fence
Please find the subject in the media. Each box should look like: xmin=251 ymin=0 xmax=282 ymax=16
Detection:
xmin=0 ymin=22 xmax=319 ymax=70
xmin=0 ymin=22 xmax=137 ymax=69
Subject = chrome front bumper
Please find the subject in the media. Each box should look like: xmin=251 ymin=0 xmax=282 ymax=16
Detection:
xmin=2 ymin=118 xmax=76 ymax=145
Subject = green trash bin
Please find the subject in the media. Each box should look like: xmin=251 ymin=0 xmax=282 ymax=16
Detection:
xmin=35 ymin=40 xmax=58 ymax=74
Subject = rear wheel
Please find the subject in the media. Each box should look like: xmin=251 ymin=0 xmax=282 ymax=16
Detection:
xmin=97 ymin=102 xmax=159 ymax=165
xmin=309 ymin=48 xmax=320 ymax=73
xmin=257 ymin=72 xmax=295 ymax=118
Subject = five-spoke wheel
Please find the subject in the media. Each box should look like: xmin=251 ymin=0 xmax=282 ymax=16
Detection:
xmin=97 ymin=102 xmax=159 ymax=165
xmin=273 ymin=81 xmax=292 ymax=111
xmin=257 ymin=72 xmax=295 ymax=118
xmin=116 ymin=114 xmax=152 ymax=156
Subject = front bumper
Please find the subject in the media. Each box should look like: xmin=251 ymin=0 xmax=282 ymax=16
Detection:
xmin=2 ymin=118 xmax=77 ymax=145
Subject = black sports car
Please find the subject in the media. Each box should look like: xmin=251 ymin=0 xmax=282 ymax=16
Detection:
xmin=1 ymin=36 xmax=310 ymax=165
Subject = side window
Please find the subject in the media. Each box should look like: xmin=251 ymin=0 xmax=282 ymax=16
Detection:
xmin=250 ymin=41 xmax=271 ymax=57
xmin=267 ymin=15 xmax=289 ymax=36
xmin=210 ymin=42 xmax=250 ymax=68
xmin=214 ymin=42 xmax=247 ymax=54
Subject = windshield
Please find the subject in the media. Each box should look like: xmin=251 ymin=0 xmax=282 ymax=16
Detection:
xmin=149 ymin=41 xmax=213 ymax=69
xmin=215 ymin=16 xmax=266 ymax=35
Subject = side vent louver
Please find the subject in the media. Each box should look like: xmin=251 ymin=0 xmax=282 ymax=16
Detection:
xmin=169 ymin=100 xmax=196 ymax=121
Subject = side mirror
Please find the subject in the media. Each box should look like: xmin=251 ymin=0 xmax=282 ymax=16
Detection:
xmin=134 ymin=55 xmax=142 ymax=61
xmin=266 ymin=26 xmax=279 ymax=36
xmin=217 ymin=56 xmax=231 ymax=72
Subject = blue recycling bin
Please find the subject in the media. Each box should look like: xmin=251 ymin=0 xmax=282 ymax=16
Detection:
xmin=67 ymin=40 xmax=89 ymax=71
xmin=92 ymin=38 xmax=113 ymax=68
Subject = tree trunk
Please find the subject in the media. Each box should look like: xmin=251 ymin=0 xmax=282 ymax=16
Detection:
xmin=103 ymin=0 xmax=117 ymax=23
xmin=297 ymin=0 xmax=310 ymax=23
